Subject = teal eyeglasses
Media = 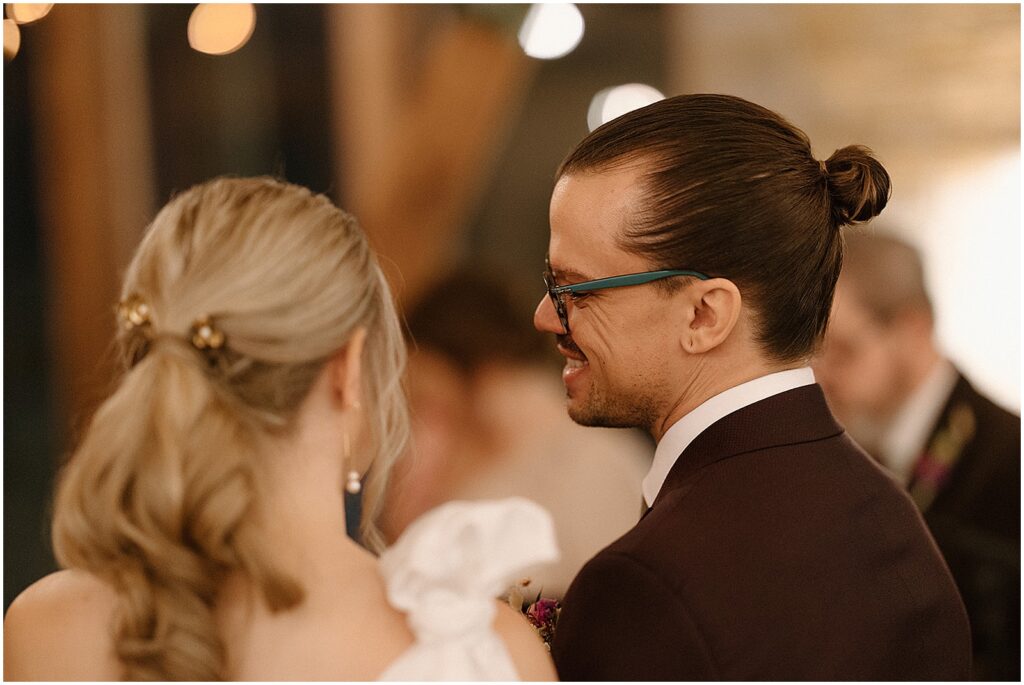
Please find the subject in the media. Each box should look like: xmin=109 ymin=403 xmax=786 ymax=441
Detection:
xmin=543 ymin=259 xmax=711 ymax=334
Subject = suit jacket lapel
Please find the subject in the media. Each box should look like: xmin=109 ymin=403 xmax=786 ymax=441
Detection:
xmin=651 ymin=384 xmax=844 ymax=510
xmin=907 ymin=373 xmax=976 ymax=513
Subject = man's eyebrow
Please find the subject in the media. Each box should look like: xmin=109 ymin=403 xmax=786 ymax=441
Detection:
xmin=551 ymin=265 xmax=591 ymax=282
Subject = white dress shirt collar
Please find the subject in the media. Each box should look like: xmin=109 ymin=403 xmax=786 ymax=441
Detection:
xmin=878 ymin=359 xmax=958 ymax=485
xmin=642 ymin=367 xmax=817 ymax=507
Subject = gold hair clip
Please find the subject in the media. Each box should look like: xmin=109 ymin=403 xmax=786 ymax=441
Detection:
xmin=190 ymin=315 xmax=226 ymax=351
xmin=117 ymin=295 xmax=152 ymax=332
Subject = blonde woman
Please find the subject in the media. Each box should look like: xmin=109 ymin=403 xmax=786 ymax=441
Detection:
xmin=3 ymin=178 xmax=558 ymax=681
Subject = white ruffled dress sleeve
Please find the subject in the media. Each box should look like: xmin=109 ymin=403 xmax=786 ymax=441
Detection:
xmin=376 ymin=497 xmax=559 ymax=681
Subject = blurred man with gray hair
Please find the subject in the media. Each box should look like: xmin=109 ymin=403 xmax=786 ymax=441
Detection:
xmin=814 ymin=230 xmax=1020 ymax=680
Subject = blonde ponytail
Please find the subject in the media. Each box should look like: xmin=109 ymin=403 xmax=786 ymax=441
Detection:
xmin=53 ymin=340 xmax=301 ymax=679
xmin=50 ymin=177 xmax=409 ymax=679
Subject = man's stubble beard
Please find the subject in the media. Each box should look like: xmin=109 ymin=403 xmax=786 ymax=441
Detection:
xmin=566 ymin=372 xmax=662 ymax=434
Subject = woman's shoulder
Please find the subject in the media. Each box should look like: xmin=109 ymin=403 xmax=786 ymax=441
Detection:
xmin=4 ymin=569 xmax=121 ymax=680
xmin=492 ymin=600 xmax=557 ymax=680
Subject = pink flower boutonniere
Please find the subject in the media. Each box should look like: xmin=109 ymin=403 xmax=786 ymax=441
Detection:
xmin=506 ymin=579 xmax=561 ymax=650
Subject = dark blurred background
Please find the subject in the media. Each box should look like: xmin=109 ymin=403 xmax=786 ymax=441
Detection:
xmin=4 ymin=3 xmax=1019 ymax=610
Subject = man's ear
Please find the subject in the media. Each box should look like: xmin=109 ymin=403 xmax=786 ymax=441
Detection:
xmin=680 ymin=278 xmax=742 ymax=354
xmin=328 ymin=326 xmax=368 ymax=409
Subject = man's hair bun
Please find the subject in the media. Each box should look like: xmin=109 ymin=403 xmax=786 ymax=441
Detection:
xmin=823 ymin=145 xmax=891 ymax=226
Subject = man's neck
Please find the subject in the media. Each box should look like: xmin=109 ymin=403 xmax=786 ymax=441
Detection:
xmin=904 ymin=344 xmax=945 ymax=403
xmin=640 ymin=366 xmax=817 ymax=507
xmin=652 ymin=358 xmax=805 ymax=442
xmin=878 ymin=354 xmax=957 ymax=483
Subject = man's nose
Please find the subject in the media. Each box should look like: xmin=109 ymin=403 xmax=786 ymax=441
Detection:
xmin=534 ymin=295 xmax=563 ymax=334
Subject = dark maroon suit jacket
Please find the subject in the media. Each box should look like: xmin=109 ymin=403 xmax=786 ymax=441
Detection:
xmin=910 ymin=372 xmax=1020 ymax=680
xmin=551 ymin=384 xmax=971 ymax=680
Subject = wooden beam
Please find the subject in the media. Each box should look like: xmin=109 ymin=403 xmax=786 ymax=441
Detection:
xmin=327 ymin=4 xmax=409 ymax=209
xmin=97 ymin=6 xmax=158 ymax=271
xmin=326 ymin=7 xmax=535 ymax=307
xmin=29 ymin=5 xmax=156 ymax=441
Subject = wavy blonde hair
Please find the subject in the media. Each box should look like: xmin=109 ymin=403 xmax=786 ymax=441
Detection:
xmin=50 ymin=177 xmax=409 ymax=680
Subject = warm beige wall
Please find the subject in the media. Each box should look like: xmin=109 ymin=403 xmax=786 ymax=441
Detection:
xmin=667 ymin=4 xmax=1019 ymax=194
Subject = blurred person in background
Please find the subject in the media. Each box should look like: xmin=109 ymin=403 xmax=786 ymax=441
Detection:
xmin=3 ymin=178 xmax=556 ymax=681
xmin=382 ymin=269 xmax=651 ymax=599
xmin=814 ymin=230 xmax=1020 ymax=681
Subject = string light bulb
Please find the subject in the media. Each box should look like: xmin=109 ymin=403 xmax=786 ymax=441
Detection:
xmin=4 ymin=19 xmax=21 ymax=61
xmin=587 ymin=83 xmax=666 ymax=131
xmin=187 ymin=3 xmax=256 ymax=56
xmin=518 ymin=3 xmax=584 ymax=60
xmin=6 ymin=4 xmax=53 ymax=25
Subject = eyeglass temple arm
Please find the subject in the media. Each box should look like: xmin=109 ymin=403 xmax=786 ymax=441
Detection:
xmin=554 ymin=269 xmax=710 ymax=294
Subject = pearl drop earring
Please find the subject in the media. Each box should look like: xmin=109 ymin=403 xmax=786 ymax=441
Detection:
xmin=343 ymin=431 xmax=361 ymax=495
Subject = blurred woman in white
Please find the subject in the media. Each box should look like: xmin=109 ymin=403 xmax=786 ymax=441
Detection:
xmin=3 ymin=178 xmax=556 ymax=681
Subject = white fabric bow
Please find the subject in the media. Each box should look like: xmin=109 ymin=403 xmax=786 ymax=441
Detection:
xmin=377 ymin=498 xmax=559 ymax=681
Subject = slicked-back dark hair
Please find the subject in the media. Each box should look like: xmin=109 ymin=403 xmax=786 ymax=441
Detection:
xmin=558 ymin=93 xmax=891 ymax=362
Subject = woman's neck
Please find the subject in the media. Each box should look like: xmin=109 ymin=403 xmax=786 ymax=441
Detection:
xmin=254 ymin=427 xmax=369 ymax=583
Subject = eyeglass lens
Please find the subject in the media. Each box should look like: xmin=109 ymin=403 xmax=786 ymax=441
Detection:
xmin=543 ymin=271 xmax=570 ymax=333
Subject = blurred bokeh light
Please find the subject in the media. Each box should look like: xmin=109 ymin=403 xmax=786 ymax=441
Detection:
xmin=518 ymin=3 xmax=584 ymax=60
xmin=587 ymin=83 xmax=665 ymax=131
xmin=3 ymin=18 xmax=21 ymax=60
xmin=6 ymin=3 xmax=53 ymax=25
xmin=187 ymin=3 xmax=256 ymax=56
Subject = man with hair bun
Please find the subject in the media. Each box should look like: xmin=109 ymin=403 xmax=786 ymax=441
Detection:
xmin=535 ymin=94 xmax=971 ymax=680
xmin=814 ymin=229 xmax=1020 ymax=681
